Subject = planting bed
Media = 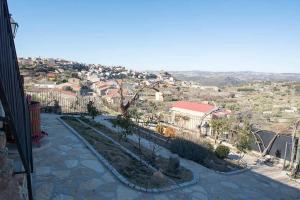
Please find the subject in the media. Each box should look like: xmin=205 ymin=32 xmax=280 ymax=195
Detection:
xmin=61 ymin=116 xmax=168 ymax=188
xmin=61 ymin=116 xmax=193 ymax=189
xmin=79 ymin=117 xmax=193 ymax=184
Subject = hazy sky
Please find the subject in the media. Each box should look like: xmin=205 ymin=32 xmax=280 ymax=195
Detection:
xmin=9 ymin=0 xmax=300 ymax=73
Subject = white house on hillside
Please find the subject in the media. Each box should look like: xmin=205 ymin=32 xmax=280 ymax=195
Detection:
xmin=170 ymin=101 xmax=230 ymax=135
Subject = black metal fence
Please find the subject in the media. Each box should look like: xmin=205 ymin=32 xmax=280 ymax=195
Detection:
xmin=27 ymin=89 xmax=103 ymax=114
xmin=0 ymin=0 xmax=32 ymax=199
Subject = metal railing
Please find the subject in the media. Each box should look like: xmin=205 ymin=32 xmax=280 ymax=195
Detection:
xmin=27 ymin=89 xmax=103 ymax=114
xmin=0 ymin=0 xmax=33 ymax=199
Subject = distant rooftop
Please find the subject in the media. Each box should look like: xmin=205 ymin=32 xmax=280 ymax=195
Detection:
xmin=171 ymin=101 xmax=216 ymax=113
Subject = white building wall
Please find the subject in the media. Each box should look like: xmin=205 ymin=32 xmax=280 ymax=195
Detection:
xmin=170 ymin=108 xmax=212 ymax=135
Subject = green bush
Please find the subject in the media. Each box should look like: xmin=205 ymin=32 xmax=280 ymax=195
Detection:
xmin=215 ymin=145 xmax=230 ymax=159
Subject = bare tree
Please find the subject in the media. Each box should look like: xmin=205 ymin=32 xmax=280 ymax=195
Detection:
xmin=116 ymin=80 xmax=160 ymax=117
xmin=129 ymin=108 xmax=143 ymax=153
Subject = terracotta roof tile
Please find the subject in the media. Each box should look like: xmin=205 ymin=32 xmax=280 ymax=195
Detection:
xmin=171 ymin=101 xmax=216 ymax=113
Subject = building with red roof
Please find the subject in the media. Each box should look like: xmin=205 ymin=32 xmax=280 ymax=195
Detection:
xmin=171 ymin=101 xmax=217 ymax=114
xmin=169 ymin=101 xmax=229 ymax=135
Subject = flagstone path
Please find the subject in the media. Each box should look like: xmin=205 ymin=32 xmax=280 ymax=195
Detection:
xmin=32 ymin=114 xmax=300 ymax=200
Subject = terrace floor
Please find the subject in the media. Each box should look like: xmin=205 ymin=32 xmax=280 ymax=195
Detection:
xmin=32 ymin=114 xmax=300 ymax=200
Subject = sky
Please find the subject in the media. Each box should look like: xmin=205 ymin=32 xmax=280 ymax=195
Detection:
xmin=9 ymin=0 xmax=300 ymax=73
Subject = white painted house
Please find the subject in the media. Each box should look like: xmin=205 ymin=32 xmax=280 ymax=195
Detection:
xmin=170 ymin=101 xmax=218 ymax=134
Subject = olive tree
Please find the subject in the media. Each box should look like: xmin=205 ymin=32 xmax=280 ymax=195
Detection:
xmin=236 ymin=124 xmax=252 ymax=162
xmin=210 ymin=117 xmax=230 ymax=144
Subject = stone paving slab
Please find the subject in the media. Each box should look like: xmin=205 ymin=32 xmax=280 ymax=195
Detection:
xmin=32 ymin=114 xmax=300 ymax=200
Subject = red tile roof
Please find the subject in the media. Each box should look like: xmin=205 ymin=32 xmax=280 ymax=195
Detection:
xmin=171 ymin=101 xmax=216 ymax=113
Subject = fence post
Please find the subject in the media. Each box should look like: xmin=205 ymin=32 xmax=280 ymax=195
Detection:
xmin=283 ymin=142 xmax=288 ymax=170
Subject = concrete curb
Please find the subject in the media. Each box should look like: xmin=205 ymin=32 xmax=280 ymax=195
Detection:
xmin=58 ymin=116 xmax=199 ymax=193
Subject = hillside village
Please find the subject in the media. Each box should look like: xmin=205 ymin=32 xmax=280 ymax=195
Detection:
xmin=20 ymin=57 xmax=300 ymax=135
xmin=16 ymin=57 xmax=300 ymax=196
xmin=18 ymin=57 xmax=300 ymax=171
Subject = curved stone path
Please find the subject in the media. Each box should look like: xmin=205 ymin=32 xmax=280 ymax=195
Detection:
xmin=32 ymin=114 xmax=300 ymax=200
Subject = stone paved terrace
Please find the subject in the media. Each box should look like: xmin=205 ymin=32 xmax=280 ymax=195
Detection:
xmin=33 ymin=114 xmax=300 ymax=200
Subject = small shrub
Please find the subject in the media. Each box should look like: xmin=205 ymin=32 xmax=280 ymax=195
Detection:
xmin=111 ymin=115 xmax=134 ymax=140
xmin=156 ymin=125 xmax=165 ymax=134
xmin=215 ymin=145 xmax=230 ymax=159
xmin=164 ymin=127 xmax=176 ymax=138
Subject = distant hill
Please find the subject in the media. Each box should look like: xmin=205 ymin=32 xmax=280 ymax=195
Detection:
xmin=168 ymin=71 xmax=300 ymax=86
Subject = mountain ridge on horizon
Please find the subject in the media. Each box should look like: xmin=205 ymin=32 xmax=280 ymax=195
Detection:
xmin=167 ymin=70 xmax=300 ymax=87
xmin=148 ymin=70 xmax=300 ymax=75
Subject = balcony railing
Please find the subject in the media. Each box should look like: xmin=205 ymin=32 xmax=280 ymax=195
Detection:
xmin=0 ymin=0 xmax=33 ymax=199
